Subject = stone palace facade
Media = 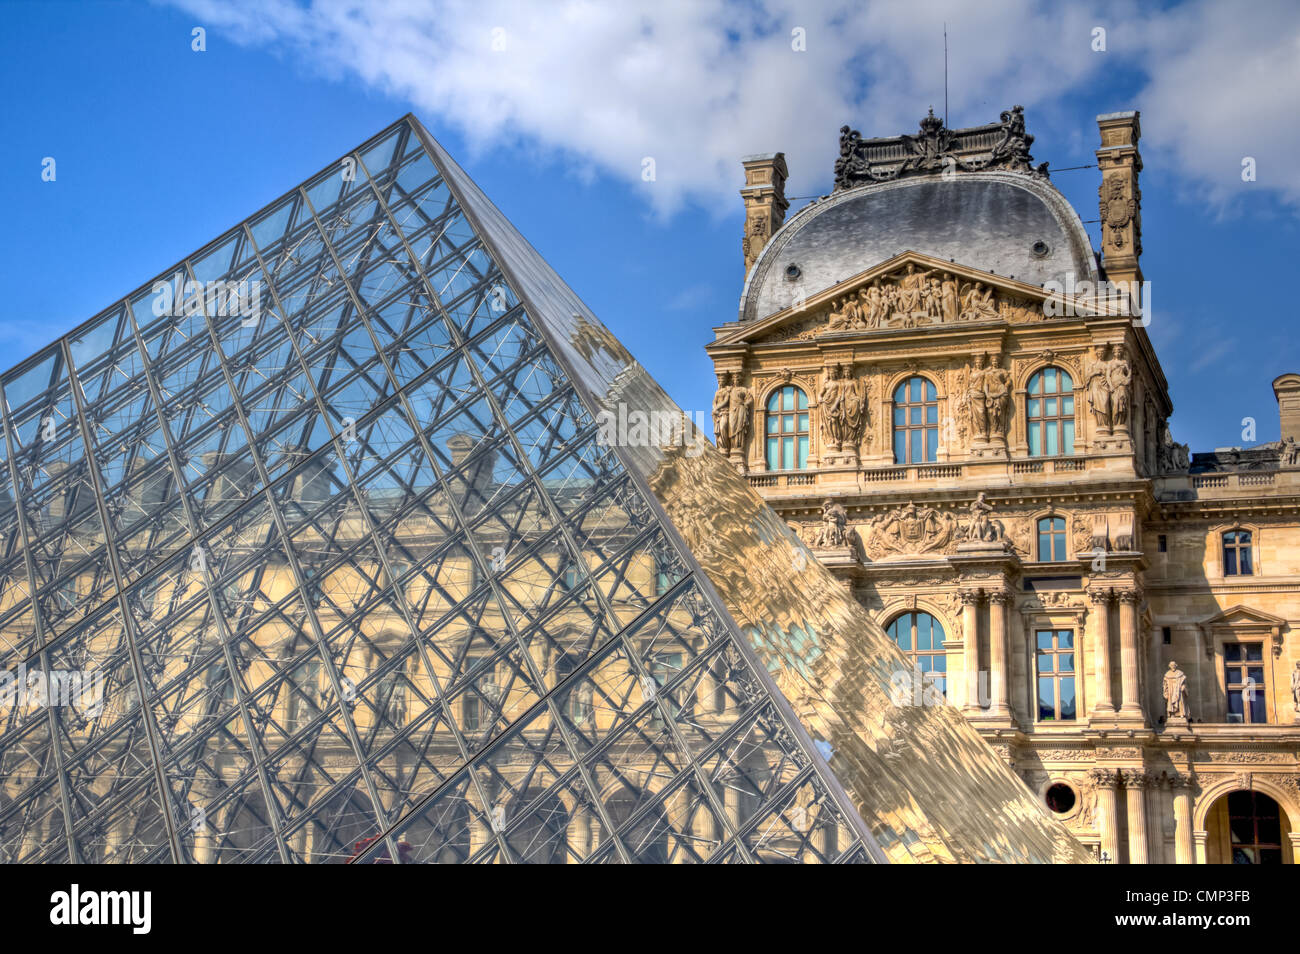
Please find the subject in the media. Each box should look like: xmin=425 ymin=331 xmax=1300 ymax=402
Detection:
xmin=708 ymin=107 xmax=1300 ymax=864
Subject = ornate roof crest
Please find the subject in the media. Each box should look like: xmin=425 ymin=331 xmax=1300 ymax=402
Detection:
xmin=834 ymin=105 xmax=1050 ymax=191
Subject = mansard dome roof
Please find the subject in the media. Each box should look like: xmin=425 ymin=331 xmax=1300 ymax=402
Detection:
xmin=741 ymin=171 xmax=1098 ymax=323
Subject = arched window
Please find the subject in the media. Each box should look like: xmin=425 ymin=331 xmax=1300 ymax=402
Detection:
xmin=1223 ymin=530 xmax=1253 ymax=576
xmin=886 ymin=611 xmax=946 ymax=698
xmin=1037 ymin=516 xmax=1067 ymax=562
xmin=1027 ymin=367 xmax=1075 ymax=456
xmin=1223 ymin=791 xmax=1284 ymax=864
xmin=765 ymin=386 xmax=809 ymax=471
xmin=893 ymin=376 xmax=938 ymax=464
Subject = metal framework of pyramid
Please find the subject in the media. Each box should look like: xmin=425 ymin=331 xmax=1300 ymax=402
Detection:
xmin=0 ymin=116 xmax=1089 ymax=863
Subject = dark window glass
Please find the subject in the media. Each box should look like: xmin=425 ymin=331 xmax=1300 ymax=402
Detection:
xmin=1035 ymin=629 xmax=1076 ymax=721
xmin=1224 ymin=642 xmax=1267 ymax=724
xmin=1223 ymin=530 xmax=1253 ymax=576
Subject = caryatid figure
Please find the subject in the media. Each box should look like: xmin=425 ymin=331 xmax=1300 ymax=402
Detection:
xmin=1108 ymin=344 xmax=1133 ymax=430
xmin=728 ymin=375 xmax=754 ymax=457
xmin=712 ymin=372 xmax=733 ymax=454
xmin=840 ymin=364 xmax=868 ymax=449
xmin=983 ymin=354 xmax=1013 ymax=440
xmin=1086 ymin=344 xmax=1112 ymax=431
xmin=820 ymin=364 xmax=845 ymax=448
xmin=966 ymin=353 xmax=990 ymax=441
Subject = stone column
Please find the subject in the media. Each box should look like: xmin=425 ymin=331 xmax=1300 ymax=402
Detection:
xmin=987 ymin=591 xmax=1012 ymax=718
xmin=1194 ymin=830 xmax=1208 ymax=865
xmin=960 ymin=589 xmax=982 ymax=712
xmin=1089 ymin=588 xmax=1114 ymax=716
xmin=1172 ymin=776 xmax=1195 ymax=865
xmin=567 ymin=805 xmax=592 ymax=863
xmin=1091 ymin=768 xmax=1120 ymax=864
xmin=1117 ymin=590 xmax=1143 ymax=719
xmin=1123 ymin=769 xmax=1150 ymax=865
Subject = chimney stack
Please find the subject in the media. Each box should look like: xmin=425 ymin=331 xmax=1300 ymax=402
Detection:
xmin=1273 ymin=374 xmax=1300 ymax=442
xmin=740 ymin=153 xmax=788 ymax=275
xmin=1095 ymin=111 xmax=1143 ymax=286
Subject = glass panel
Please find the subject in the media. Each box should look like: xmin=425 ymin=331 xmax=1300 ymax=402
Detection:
xmin=0 ymin=117 xmax=1094 ymax=866
xmin=1037 ymin=678 xmax=1054 ymax=720
xmin=1059 ymin=677 xmax=1075 ymax=719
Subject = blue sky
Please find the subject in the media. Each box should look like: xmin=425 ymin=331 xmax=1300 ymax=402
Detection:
xmin=2 ymin=0 xmax=1298 ymax=453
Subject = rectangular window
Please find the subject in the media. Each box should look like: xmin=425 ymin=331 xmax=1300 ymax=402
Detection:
xmin=1162 ymin=626 xmax=1172 ymax=644
xmin=1158 ymin=534 xmax=1168 ymax=553
xmin=1035 ymin=629 xmax=1076 ymax=721
xmin=462 ymin=694 xmax=482 ymax=731
xmin=1223 ymin=530 xmax=1253 ymax=576
xmin=1225 ymin=642 xmax=1266 ymax=724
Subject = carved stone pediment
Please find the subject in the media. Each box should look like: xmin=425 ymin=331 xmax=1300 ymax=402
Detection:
xmin=1197 ymin=605 xmax=1288 ymax=657
xmin=728 ymin=252 xmax=1081 ymax=350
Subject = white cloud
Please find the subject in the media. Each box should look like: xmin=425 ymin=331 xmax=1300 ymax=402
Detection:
xmin=169 ymin=0 xmax=1300 ymax=215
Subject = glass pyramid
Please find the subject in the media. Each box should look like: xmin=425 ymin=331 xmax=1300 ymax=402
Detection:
xmin=0 ymin=116 xmax=1089 ymax=864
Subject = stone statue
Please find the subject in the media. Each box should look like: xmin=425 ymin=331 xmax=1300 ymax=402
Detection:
xmin=1282 ymin=436 xmax=1299 ymax=467
xmin=812 ymin=498 xmax=850 ymax=549
xmin=712 ymin=372 xmax=733 ymax=454
xmin=924 ymin=278 xmax=942 ymax=320
xmin=967 ymin=353 xmax=989 ymax=441
xmin=1157 ymin=421 xmax=1190 ymax=473
xmin=964 ymin=492 xmax=1006 ymax=543
xmin=1292 ymin=662 xmax=1300 ymax=711
xmin=1163 ymin=661 xmax=1189 ymax=721
xmin=1108 ymin=345 xmax=1132 ymax=430
xmin=896 ymin=264 xmax=935 ymax=320
xmin=984 ymin=354 xmax=1013 ymax=440
xmin=862 ymin=282 xmax=886 ymax=327
xmin=959 ymin=281 xmax=997 ymax=321
xmin=1086 ymin=344 xmax=1113 ymax=431
xmin=839 ymin=365 xmax=868 ymax=450
xmin=728 ymin=376 xmax=754 ymax=456
xmin=940 ymin=273 xmax=959 ymax=322
xmin=819 ymin=364 xmax=844 ymax=448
